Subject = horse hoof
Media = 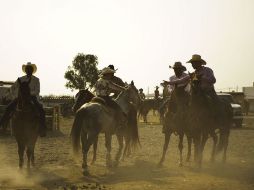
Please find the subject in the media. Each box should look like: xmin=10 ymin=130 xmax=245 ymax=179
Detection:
xmin=157 ymin=162 xmax=163 ymax=168
xmin=106 ymin=162 xmax=113 ymax=168
xmin=112 ymin=161 xmax=119 ymax=168
xmin=83 ymin=169 xmax=90 ymax=176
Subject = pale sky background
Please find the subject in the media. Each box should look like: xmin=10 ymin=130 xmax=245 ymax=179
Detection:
xmin=0 ymin=0 xmax=254 ymax=95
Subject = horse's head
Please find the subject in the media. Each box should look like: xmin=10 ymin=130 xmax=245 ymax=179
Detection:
xmin=72 ymin=89 xmax=95 ymax=113
xmin=189 ymin=72 xmax=202 ymax=95
xmin=189 ymin=73 xmax=206 ymax=106
xmin=124 ymin=81 xmax=141 ymax=107
xmin=17 ymin=78 xmax=31 ymax=105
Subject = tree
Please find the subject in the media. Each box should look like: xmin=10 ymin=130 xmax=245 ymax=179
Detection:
xmin=64 ymin=53 xmax=99 ymax=91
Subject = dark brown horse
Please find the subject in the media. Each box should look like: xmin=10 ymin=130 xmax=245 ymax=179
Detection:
xmin=12 ymin=78 xmax=40 ymax=169
xmin=189 ymin=76 xmax=233 ymax=167
xmin=159 ymin=85 xmax=192 ymax=167
xmin=71 ymin=84 xmax=140 ymax=175
xmin=138 ymin=98 xmax=164 ymax=123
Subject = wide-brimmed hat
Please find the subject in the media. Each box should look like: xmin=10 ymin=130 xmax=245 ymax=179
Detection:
xmin=171 ymin=62 xmax=186 ymax=71
xmin=155 ymin=86 xmax=159 ymax=89
xmin=22 ymin=62 xmax=37 ymax=74
xmin=108 ymin=64 xmax=118 ymax=71
xmin=100 ymin=67 xmax=116 ymax=76
xmin=186 ymin=54 xmax=206 ymax=65
xmin=139 ymin=88 xmax=143 ymax=92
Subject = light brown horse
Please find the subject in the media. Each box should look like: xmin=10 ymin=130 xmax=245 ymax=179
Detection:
xmin=12 ymin=78 xmax=40 ymax=169
xmin=71 ymin=84 xmax=140 ymax=175
xmin=72 ymin=88 xmax=139 ymax=163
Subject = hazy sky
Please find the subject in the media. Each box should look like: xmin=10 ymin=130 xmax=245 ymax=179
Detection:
xmin=0 ymin=0 xmax=254 ymax=95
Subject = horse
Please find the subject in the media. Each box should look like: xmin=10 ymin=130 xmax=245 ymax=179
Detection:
xmin=189 ymin=75 xmax=233 ymax=167
xmin=71 ymin=83 xmax=140 ymax=175
xmin=12 ymin=78 xmax=40 ymax=169
xmin=158 ymin=85 xmax=192 ymax=167
xmin=138 ymin=98 xmax=164 ymax=123
xmin=72 ymin=87 xmax=139 ymax=163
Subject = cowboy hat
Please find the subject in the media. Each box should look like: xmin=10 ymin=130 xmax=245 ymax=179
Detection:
xmin=186 ymin=54 xmax=206 ymax=65
xmin=100 ymin=67 xmax=116 ymax=76
xmin=108 ymin=64 xmax=118 ymax=71
xmin=170 ymin=62 xmax=186 ymax=71
xmin=139 ymin=88 xmax=143 ymax=91
xmin=22 ymin=62 xmax=37 ymax=74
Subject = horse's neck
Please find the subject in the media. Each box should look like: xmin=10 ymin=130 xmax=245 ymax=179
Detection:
xmin=17 ymin=100 xmax=33 ymax=112
xmin=115 ymin=92 xmax=129 ymax=114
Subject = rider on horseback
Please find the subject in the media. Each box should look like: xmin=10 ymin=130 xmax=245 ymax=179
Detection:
xmin=138 ymin=88 xmax=146 ymax=100
xmin=94 ymin=67 xmax=127 ymax=129
xmin=186 ymin=54 xmax=221 ymax=119
xmin=187 ymin=54 xmax=216 ymax=97
xmin=107 ymin=65 xmax=125 ymax=99
xmin=163 ymin=62 xmax=190 ymax=93
xmin=162 ymin=62 xmax=190 ymax=132
xmin=0 ymin=62 xmax=46 ymax=137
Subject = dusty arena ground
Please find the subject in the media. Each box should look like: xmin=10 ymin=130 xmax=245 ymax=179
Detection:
xmin=0 ymin=114 xmax=254 ymax=190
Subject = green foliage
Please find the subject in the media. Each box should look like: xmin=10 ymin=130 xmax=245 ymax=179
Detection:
xmin=64 ymin=53 xmax=99 ymax=91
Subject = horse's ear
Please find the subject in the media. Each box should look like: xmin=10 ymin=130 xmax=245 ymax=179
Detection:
xmin=17 ymin=78 xmax=21 ymax=84
xmin=131 ymin=80 xmax=134 ymax=85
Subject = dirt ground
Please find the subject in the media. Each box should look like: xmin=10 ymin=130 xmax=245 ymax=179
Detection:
xmin=0 ymin=115 xmax=254 ymax=190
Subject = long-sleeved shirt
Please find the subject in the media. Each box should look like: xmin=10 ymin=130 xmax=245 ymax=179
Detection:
xmin=8 ymin=75 xmax=40 ymax=100
xmin=110 ymin=75 xmax=125 ymax=98
xmin=195 ymin=66 xmax=216 ymax=90
xmin=94 ymin=77 xmax=125 ymax=96
xmin=139 ymin=92 xmax=146 ymax=100
xmin=169 ymin=72 xmax=190 ymax=93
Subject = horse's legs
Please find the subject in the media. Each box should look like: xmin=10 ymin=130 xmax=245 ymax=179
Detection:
xmin=186 ymin=135 xmax=192 ymax=162
xmin=158 ymin=131 xmax=172 ymax=166
xmin=123 ymin=136 xmax=130 ymax=160
xmin=31 ymin=147 xmax=35 ymax=167
xmin=26 ymin=146 xmax=33 ymax=169
xmin=17 ymin=142 xmax=25 ymax=169
xmin=81 ymin=131 xmax=97 ymax=175
xmin=144 ymin=113 xmax=147 ymax=123
xmin=114 ymin=134 xmax=124 ymax=167
xmin=222 ymin=130 xmax=230 ymax=163
xmin=193 ymin=134 xmax=201 ymax=165
xmin=199 ymin=132 xmax=208 ymax=167
xmin=178 ymin=133 xmax=184 ymax=167
xmin=210 ymin=131 xmax=218 ymax=163
xmin=91 ymin=135 xmax=98 ymax=165
xmin=105 ymin=133 xmax=112 ymax=168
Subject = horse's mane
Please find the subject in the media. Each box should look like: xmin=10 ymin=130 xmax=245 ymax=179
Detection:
xmin=91 ymin=97 xmax=106 ymax=105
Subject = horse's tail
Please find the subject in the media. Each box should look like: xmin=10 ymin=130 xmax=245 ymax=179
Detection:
xmin=71 ymin=110 xmax=85 ymax=155
xmin=127 ymin=104 xmax=140 ymax=148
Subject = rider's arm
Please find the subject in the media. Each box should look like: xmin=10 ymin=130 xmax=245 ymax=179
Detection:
xmin=30 ymin=77 xmax=40 ymax=97
xmin=169 ymin=75 xmax=190 ymax=85
xmin=201 ymin=67 xmax=216 ymax=84
xmin=108 ymin=81 xmax=126 ymax=92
